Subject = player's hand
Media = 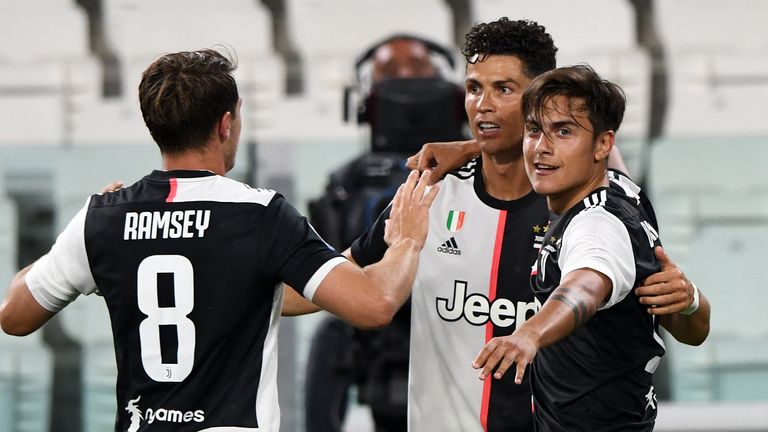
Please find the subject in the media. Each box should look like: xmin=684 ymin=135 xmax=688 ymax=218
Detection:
xmin=384 ymin=170 xmax=438 ymax=249
xmin=472 ymin=332 xmax=537 ymax=385
xmin=635 ymin=246 xmax=694 ymax=315
xmin=100 ymin=180 xmax=124 ymax=194
xmin=405 ymin=140 xmax=480 ymax=185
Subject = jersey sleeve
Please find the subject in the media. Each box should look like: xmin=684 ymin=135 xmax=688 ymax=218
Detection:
xmin=349 ymin=204 xmax=391 ymax=266
xmin=559 ymin=208 xmax=636 ymax=310
xmin=262 ymin=195 xmax=346 ymax=301
xmin=25 ymin=197 xmax=98 ymax=312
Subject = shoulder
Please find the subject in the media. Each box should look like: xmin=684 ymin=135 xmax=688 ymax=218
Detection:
xmin=443 ymin=157 xmax=479 ymax=182
xmin=176 ymin=175 xmax=279 ymax=206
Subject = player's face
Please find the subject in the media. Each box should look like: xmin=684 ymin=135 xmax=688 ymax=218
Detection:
xmin=464 ymin=55 xmax=531 ymax=158
xmin=224 ymin=98 xmax=242 ymax=172
xmin=371 ymin=39 xmax=437 ymax=83
xmin=523 ymin=95 xmax=612 ymax=213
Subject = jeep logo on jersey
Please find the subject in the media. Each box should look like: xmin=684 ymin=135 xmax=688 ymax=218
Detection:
xmin=446 ymin=210 xmax=465 ymax=232
xmin=436 ymin=280 xmax=541 ymax=329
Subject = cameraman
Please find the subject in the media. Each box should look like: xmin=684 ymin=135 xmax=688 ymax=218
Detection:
xmin=302 ymin=35 xmax=466 ymax=432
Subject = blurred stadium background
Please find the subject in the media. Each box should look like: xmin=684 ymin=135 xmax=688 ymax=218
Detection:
xmin=1 ymin=0 xmax=767 ymax=431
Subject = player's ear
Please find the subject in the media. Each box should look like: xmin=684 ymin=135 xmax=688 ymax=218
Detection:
xmin=594 ymin=130 xmax=614 ymax=163
xmin=218 ymin=111 xmax=232 ymax=141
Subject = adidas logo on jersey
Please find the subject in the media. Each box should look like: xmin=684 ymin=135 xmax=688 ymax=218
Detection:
xmin=437 ymin=237 xmax=462 ymax=255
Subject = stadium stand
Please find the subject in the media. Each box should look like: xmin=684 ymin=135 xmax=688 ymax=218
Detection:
xmin=71 ymin=0 xmax=284 ymax=146
xmin=0 ymin=168 xmax=53 ymax=432
xmin=471 ymin=0 xmax=652 ymax=178
xmin=279 ymin=0 xmax=454 ymax=140
xmin=648 ymin=137 xmax=768 ymax=402
xmin=0 ymin=0 xmax=101 ymax=147
xmin=657 ymin=0 xmax=768 ymax=136
xmin=3 ymin=1 xmax=768 ymax=431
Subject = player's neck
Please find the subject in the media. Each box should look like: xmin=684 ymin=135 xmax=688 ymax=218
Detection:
xmin=548 ymin=172 xmax=609 ymax=215
xmin=162 ymin=145 xmax=226 ymax=176
xmin=480 ymin=152 xmax=532 ymax=201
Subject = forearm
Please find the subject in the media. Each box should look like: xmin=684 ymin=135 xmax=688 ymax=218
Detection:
xmin=520 ymin=286 xmax=600 ymax=348
xmin=281 ymin=284 xmax=322 ymax=316
xmin=1 ymin=265 xmax=55 ymax=336
xmin=357 ymin=238 xmax=421 ymax=319
xmin=521 ymin=270 xmax=611 ymax=348
xmin=311 ymin=238 xmax=421 ymax=329
xmin=660 ymin=293 xmax=710 ymax=346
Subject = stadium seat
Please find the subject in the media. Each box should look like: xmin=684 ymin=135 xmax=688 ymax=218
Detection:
xmin=96 ymin=0 xmax=283 ymax=146
xmin=472 ymin=0 xmax=637 ymax=52
xmin=657 ymin=0 xmax=768 ymax=136
xmin=0 ymin=171 xmax=16 ymax=287
xmin=0 ymin=173 xmax=53 ymax=432
xmin=0 ymin=1 xmax=101 ymax=147
xmin=648 ymin=137 xmax=768 ymax=401
xmin=284 ymin=0 xmax=454 ymax=137
xmin=470 ymin=0 xmax=651 ymax=178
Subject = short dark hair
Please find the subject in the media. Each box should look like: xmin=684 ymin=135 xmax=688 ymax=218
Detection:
xmin=139 ymin=49 xmax=239 ymax=154
xmin=522 ymin=64 xmax=626 ymax=137
xmin=461 ymin=17 xmax=557 ymax=78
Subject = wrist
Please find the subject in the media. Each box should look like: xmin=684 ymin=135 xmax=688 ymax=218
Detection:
xmin=680 ymin=283 xmax=700 ymax=316
xmin=391 ymin=237 xmax=421 ymax=252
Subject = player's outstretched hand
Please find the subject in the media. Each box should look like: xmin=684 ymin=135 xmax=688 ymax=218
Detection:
xmin=100 ymin=180 xmax=124 ymax=194
xmin=405 ymin=140 xmax=480 ymax=185
xmin=635 ymin=246 xmax=694 ymax=315
xmin=472 ymin=333 xmax=537 ymax=385
xmin=384 ymin=170 xmax=438 ymax=249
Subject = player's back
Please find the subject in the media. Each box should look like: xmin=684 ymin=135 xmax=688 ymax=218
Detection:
xmin=85 ymin=170 xmax=297 ymax=431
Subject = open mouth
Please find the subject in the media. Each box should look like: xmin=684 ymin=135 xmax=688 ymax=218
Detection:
xmin=477 ymin=121 xmax=500 ymax=132
xmin=533 ymin=162 xmax=558 ymax=172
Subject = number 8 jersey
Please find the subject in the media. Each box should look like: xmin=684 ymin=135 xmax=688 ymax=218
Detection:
xmin=25 ymin=170 xmax=345 ymax=431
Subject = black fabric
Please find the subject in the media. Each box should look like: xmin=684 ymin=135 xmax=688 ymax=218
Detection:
xmin=84 ymin=170 xmax=341 ymax=431
xmin=530 ymin=186 xmax=664 ymax=432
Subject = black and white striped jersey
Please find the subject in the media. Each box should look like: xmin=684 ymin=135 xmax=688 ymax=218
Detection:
xmin=352 ymin=157 xmax=548 ymax=432
xmin=26 ymin=170 xmax=345 ymax=431
xmin=530 ymin=182 xmax=665 ymax=432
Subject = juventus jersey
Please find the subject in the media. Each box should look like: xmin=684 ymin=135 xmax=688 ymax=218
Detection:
xmin=352 ymin=157 xmax=549 ymax=432
xmin=25 ymin=170 xmax=345 ymax=431
xmin=530 ymin=182 xmax=665 ymax=432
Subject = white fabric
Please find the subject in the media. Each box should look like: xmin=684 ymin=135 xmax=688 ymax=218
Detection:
xmin=559 ymin=207 xmax=636 ymax=310
xmin=303 ymin=257 xmax=347 ymax=301
xmin=406 ymin=171 xmax=542 ymax=431
xmin=26 ymin=197 xmax=97 ymax=312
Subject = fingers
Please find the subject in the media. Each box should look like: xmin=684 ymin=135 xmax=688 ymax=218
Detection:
xmin=472 ymin=340 xmax=498 ymax=380
xmin=401 ymin=170 xmax=420 ymax=208
xmin=101 ymin=180 xmax=124 ymax=194
xmin=473 ymin=338 xmax=529 ymax=382
xmin=637 ymin=281 xmax=690 ymax=315
xmin=514 ymin=360 xmax=528 ymax=385
xmin=472 ymin=339 xmax=494 ymax=370
xmin=653 ymin=246 xmax=676 ymax=271
xmin=495 ymin=355 xmax=516 ymax=380
xmin=422 ymin=183 xmax=440 ymax=208
xmin=412 ymin=170 xmax=433 ymax=204
xmin=405 ymin=153 xmax=419 ymax=171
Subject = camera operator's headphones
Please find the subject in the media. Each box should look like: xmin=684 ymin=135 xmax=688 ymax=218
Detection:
xmin=343 ymin=33 xmax=460 ymax=124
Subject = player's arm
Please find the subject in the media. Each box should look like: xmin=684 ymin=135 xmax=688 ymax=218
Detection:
xmin=0 ymin=265 xmax=56 ymax=336
xmin=405 ymin=139 xmax=480 ymax=184
xmin=635 ymin=246 xmax=710 ymax=346
xmin=310 ymin=170 xmax=437 ymax=329
xmin=281 ymin=248 xmax=357 ymax=317
xmin=473 ymin=269 xmax=611 ymax=384
xmin=2 ymin=202 xmax=93 ymax=336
